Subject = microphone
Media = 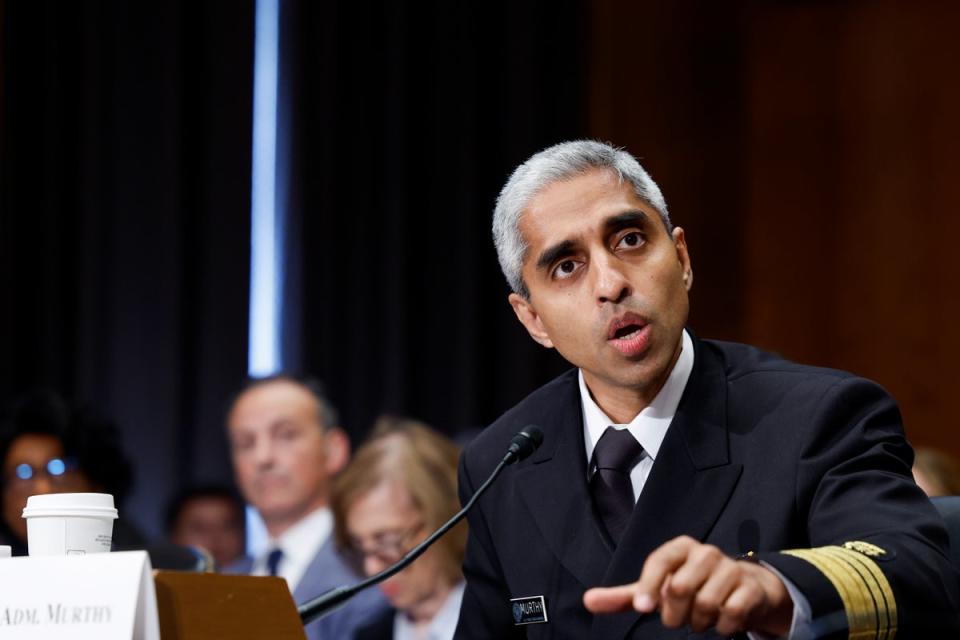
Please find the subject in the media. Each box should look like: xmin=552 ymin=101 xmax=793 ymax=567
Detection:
xmin=504 ymin=425 xmax=544 ymax=464
xmin=298 ymin=424 xmax=544 ymax=626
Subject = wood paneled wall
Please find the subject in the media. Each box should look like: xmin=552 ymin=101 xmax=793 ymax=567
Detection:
xmin=589 ymin=1 xmax=960 ymax=457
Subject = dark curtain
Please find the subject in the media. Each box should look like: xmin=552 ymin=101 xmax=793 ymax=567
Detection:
xmin=0 ymin=1 xmax=253 ymax=537
xmin=1 ymin=0 xmax=590 ymax=535
xmin=287 ymin=1 xmax=588 ymax=438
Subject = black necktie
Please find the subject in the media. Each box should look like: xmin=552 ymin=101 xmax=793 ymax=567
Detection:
xmin=590 ymin=426 xmax=645 ymax=544
xmin=266 ymin=547 xmax=284 ymax=577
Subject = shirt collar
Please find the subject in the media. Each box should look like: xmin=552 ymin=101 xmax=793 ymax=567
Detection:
xmin=266 ymin=505 xmax=332 ymax=570
xmin=580 ymin=329 xmax=694 ymax=465
xmin=393 ymin=581 xmax=465 ymax=640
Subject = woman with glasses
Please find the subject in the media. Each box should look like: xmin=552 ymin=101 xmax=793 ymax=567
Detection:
xmin=0 ymin=390 xmax=142 ymax=555
xmin=331 ymin=416 xmax=466 ymax=640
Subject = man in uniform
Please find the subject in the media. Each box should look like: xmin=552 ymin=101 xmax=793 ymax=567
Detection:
xmin=455 ymin=141 xmax=960 ymax=638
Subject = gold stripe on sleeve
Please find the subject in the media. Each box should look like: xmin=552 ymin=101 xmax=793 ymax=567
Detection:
xmin=782 ymin=544 xmax=897 ymax=640
xmin=821 ymin=546 xmax=897 ymax=640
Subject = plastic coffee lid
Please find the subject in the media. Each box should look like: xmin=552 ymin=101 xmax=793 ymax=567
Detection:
xmin=25 ymin=492 xmax=115 ymax=510
xmin=22 ymin=492 xmax=118 ymax=519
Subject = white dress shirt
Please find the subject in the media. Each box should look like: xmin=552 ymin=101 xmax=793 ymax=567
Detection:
xmin=577 ymin=329 xmax=810 ymax=639
xmin=580 ymin=329 xmax=694 ymax=497
xmin=393 ymin=581 xmax=465 ymax=640
xmin=252 ymin=506 xmax=333 ymax=593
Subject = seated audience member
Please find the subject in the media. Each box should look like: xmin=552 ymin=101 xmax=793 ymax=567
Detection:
xmin=224 ymin=374 xmax=387 ymax=640
xmin=0 ymin=390 xmax=144 ymax=555
xmin=913 ymin=445 xmax=960 ymax=497
xmin=166 ymin=485 xmax=246 ymax=569
xmin=331 ymin=416 xmax=466 ymax=640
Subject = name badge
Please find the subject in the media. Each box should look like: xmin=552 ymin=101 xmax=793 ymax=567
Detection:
xmin=510 ymin=595 xmax=548 ymax=625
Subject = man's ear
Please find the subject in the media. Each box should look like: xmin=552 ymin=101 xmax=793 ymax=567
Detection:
xmin=508 ymin=293 xmax=555 ymax=349
xmin=672 ymin=227 xmax=693 ymax=291
xmin=323 ymin=427 xmax=351 ymax=475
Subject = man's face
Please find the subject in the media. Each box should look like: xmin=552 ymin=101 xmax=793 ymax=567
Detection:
xmin=509 ymin=168 xmax=692 ymax=410
xmin=227 ymin=381 xmax=348 ymax=532
xmin=170 ymin=496 xmax=245 ymax=569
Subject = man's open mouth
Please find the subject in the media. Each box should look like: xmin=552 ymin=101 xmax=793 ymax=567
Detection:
xmin=611 ymin=324 xmax=644 ymax=340
xmin=607 ymin=313 xmax=648 ymax=341
xmin=606 ymin=313 xmax=652 ymax=356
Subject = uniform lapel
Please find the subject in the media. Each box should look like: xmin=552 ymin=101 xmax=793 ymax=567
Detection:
xmin=591 ymin=338 xmax=744 ymax=639
xmin=515 ymin=372 xmax=613 ymax=590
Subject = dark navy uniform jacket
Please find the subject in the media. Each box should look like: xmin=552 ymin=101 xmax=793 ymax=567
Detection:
xmin=454 ymin=336 xmax=960 ymax=639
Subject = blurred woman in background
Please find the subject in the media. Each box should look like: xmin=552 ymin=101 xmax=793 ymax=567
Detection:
xmin=913 ymin=445 xmax=960 ymax=497
xmin=0 ymin=390 xmax=143 ymax=554
xmin=331 ymin=416 xmax=466 ymax=640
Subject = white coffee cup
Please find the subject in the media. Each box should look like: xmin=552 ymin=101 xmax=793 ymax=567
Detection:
xmin=22 ymin=493 xmax=118 ymax=556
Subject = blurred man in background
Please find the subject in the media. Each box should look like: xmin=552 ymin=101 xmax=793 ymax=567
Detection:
xmin=225 ymin=375 xmax=386 ymax=640
xmin=166 ymin=485 xmax=246 ymax=569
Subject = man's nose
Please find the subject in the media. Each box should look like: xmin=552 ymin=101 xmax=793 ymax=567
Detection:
xmin=250 ymin=437 xmax=275 ymax=467
xmin=593 ymin=253 xmax=631 ymax=304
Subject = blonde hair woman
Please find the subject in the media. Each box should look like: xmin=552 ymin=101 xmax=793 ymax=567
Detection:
xmin=331 ymin=416 xmax=466 ymax=640
xmin=913 ymin=446 xmax=960 ymax=497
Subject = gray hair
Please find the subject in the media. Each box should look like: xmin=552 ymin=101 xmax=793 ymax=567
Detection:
xmin=492 ymin=140 xmax=671 ymax=298
xmin=232 ymin=374 xmax=340 ymax=430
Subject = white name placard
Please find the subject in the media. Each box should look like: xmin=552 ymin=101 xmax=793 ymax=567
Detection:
xmin=0 ymin=550 xmax=159 ymax=639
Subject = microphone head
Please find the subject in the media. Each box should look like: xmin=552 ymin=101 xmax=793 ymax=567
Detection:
xmin=507 ymin=425 xmax=544 ymax=463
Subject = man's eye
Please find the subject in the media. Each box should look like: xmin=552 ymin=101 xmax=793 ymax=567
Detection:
xmin=276 ymin=429 xmax=300 ymax=441
xmin=232 ymin=436 xmax=254 ymax=451
xmin=617 ymin=232 xmax=644 ymax=249
xmin=553 ymin=260 xmax=580 ymax=279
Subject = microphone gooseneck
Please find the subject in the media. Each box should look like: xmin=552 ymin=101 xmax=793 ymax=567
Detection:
xmin=298 ymin=424 xmax=544 ymax=626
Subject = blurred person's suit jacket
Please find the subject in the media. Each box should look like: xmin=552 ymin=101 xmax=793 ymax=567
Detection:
xmin=353 ymin=610 xmax=395 ymax=640
xmin=455 ymin=335 xmax=960 ymax=639
xmin=227 ymin=538 xmax=387 ymax=640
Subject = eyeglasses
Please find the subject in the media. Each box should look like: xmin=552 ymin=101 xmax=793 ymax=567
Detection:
xmin=4 ymin=457 xmax=79 ymax=485
xmin=347 ymin=520 xmax=425 ymax=566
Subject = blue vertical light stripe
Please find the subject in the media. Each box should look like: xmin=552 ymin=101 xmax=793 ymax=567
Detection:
xmin=249 ymin=0 xmax=283 ymax=378
xmin=246 ymin=0 xmax=281 ymax=556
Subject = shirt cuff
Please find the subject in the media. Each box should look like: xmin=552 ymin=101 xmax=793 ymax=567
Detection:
xmin=746 ymin=561 xmax=814 ymax=640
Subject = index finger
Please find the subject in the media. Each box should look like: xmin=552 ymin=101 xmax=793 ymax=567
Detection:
xmin=583 ymin=583 xmax=638 ymax=614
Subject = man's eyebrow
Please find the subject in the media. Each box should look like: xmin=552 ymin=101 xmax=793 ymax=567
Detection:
xmin=535 ymin=239 xmax=578 ymax=272
xmin=533 ymin=210 xmax=651 ymax=272
xmin=270 ymin=418 xmax=299 ymax=430
xmin=605 ymin=210 xmax=650 ymax=232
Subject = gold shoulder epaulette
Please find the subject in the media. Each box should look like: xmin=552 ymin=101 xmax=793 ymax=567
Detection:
xmin=782 ymin=541 xmax=897 ymax=640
